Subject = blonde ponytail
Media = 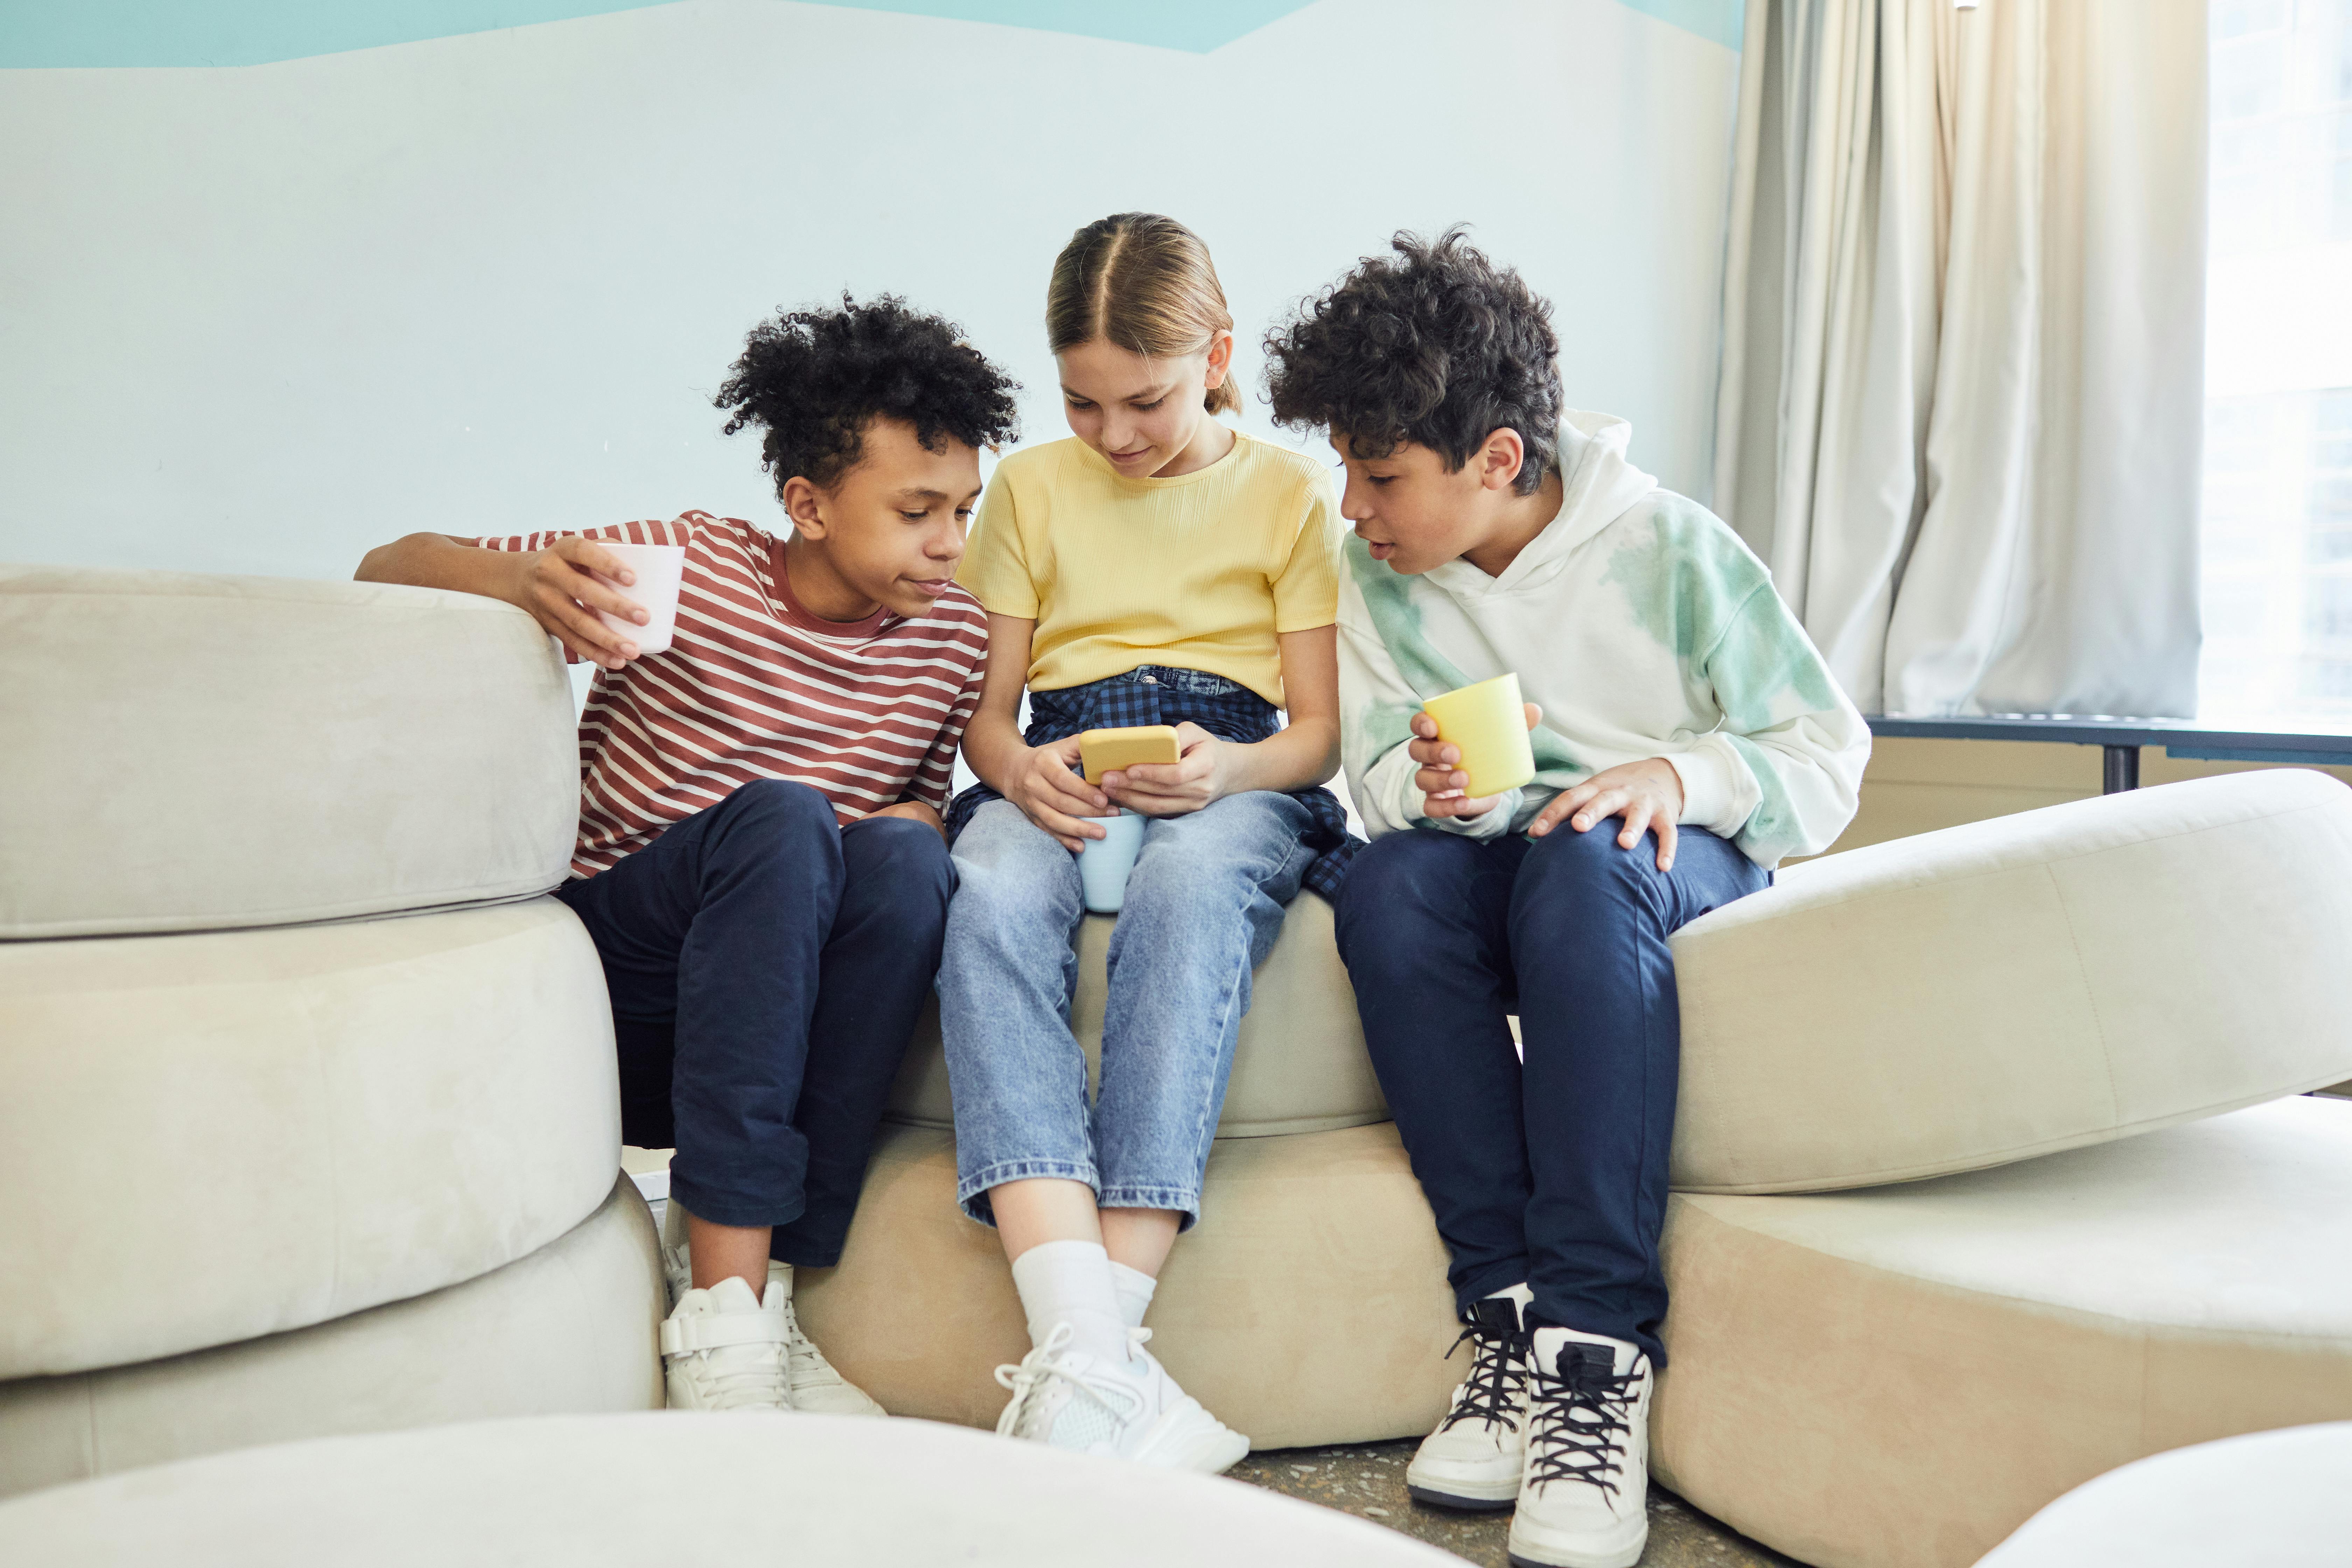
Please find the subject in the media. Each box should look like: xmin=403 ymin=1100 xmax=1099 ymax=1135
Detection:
xmin=1047 ymin=212 xmax=1239 ymax=415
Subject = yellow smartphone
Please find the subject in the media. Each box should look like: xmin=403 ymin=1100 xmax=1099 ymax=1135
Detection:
xmin=1078 ymin=724 xmax=1182 ymax=785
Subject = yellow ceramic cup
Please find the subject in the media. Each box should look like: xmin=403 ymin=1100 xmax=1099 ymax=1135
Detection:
xmin=1421 ymin=672 xmax=1537 ymax=799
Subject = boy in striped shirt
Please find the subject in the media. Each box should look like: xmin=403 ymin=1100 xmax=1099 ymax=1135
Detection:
xmin=358 ymin=296 xmax=1019 ymax=1414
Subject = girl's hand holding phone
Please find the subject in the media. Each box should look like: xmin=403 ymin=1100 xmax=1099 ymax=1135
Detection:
xmin=1102 ymin=722 xmax=1228 ymax=817
xmin=1010 ymin=735 xmax=1114 ymax=851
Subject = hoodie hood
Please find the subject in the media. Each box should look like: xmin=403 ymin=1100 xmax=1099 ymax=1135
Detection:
xmin=1426 ymin=409 xmax=1659 ymax=600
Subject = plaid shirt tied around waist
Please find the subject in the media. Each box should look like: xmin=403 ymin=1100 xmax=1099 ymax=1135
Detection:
xmin=944 ymin=665 xmax=1362 ymax=902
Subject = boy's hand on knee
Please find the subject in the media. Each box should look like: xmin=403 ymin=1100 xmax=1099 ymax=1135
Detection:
xmin=1011 ymin=736 xmax=1113 ymax=852
xmin=1103 ymin=722 xmax=1225 ymax=817
xmin=511 ymin=536 xmax=652 ymax=671
xmin=1530 ymin=758 xmax=1684 ymax=872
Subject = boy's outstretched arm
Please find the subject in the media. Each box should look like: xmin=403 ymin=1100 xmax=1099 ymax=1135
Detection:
xmin=356 ymin=532 xmax=651 ymax=669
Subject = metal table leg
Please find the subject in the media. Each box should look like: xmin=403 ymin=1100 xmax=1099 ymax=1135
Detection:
xmin=2102 ymin=744 xmax=2141 ymax=793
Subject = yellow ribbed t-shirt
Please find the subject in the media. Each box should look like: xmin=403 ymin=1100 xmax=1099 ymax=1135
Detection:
xmin=957 ymin=431 xmax=1343 ymax=706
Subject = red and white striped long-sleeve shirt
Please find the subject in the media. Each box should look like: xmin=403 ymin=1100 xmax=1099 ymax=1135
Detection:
xmin=472 ymin=512 xmax=987 ymax=880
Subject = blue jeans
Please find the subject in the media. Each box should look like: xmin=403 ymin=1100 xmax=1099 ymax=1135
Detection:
xmin=938 ymin=793 xmax=1314 ymax=1228
xmin=554 ymin=779 xmax=953 ymax=1268
xmin=1332 ymin=822 xmax=1767 ymax=1366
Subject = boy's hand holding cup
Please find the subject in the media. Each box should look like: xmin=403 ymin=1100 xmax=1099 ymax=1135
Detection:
xmin=1414 ymin=672 xmax=1687 ymax=871
xmin=1413 ymin=672 xmax=1540 ymax=819
xmin=510 ymin=537 xmax=685 ymax=671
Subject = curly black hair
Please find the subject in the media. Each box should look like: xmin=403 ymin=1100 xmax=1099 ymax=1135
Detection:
xmin=1262 ymin=229 xmax=1562 ymax=496
xmin=715 ymin=293 xmax=1020 ymax=493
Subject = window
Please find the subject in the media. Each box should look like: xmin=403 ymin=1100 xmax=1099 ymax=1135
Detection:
xmin=2199 ymin=0 xmax=2352 ymax=720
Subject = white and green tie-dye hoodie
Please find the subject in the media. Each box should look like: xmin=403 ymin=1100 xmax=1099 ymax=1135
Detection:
xmin=1339 ymin=412 xmax=1869 ymax=868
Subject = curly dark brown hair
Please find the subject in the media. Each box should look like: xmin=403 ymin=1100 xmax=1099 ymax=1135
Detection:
xmin=715 ymin=294 xmax=1020 ymax=493
xmin=1262 ymin=229 xmax=1562 ymax=496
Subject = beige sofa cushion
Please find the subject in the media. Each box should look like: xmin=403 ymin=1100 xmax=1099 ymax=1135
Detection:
xmin=1669 ymin=770 xmax=2352 ymax=1193
xmin=887 ymin=891 xmax=1386 ymax=1137
xmin=0 ymin=1176 xmax=662 ymax=1499
xmin=0 ymin=1409 xmax=1455 ymax=1565
xmin=0 ymin=899 xmax=619 ymax=1379
xmin=1974 ymin=1421 xmax=2352 ymax=1568
xmin=0 ymin=566 xmax=578 ymax=939
xmin=1650 ymin=1096 xmax=2352 ymax=1568
xmin=797 ymin=1119 xmax=1456 ymax=1449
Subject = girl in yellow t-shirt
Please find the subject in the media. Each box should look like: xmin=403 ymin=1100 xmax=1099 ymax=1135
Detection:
xmin=940 ymin=213 xmax=1354 ymax=1470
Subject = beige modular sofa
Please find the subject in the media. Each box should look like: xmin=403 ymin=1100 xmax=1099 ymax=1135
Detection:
xmin=0 ymin=568 xmax=664 ymax=1497
xmin=6 ymin=564 xmax=2350 ymax=1568
xmin=798 ymin=769 xmax=2352 ymax=1567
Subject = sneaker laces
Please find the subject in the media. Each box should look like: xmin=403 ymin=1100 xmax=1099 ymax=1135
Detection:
xmin=1438 ymin=1316 xmax=1531 ymax=1435
xmin=678 ymin=1329 xmax=788 ymax=1412
xmin=776 ymin=1298 xmax=838 ymax=1384
xmin=1524 ymin=1346 xmax=1643 ymax=1499
xmin=991 ymin=1323 xmax=1143 ymax=1440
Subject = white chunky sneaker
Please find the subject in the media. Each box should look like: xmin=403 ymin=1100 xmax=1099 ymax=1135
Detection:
xmin=660 ymin=1275 xmax=793 ymax=1412
xmin=768 ymin=1261 xmax=887 ymax=1417
xmin=660 ymin=1197 xmax=886 ymax=1416
xmin=1507 ymin=1328 xmax=1652 ymax=1568
xmin=993 ymin=1324 xmax=1250 ymax=1474
xmin=1408 ymin=1286 xmax=1535 ymax=1510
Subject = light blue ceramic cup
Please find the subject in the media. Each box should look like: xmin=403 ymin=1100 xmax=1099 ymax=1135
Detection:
xmin=1076 ymin=808 xmax=1146 ymax=913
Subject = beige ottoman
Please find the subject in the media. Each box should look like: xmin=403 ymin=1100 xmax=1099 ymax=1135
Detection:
xmin=1651 ymin=1095 xmax=2352 ymax=1568
xmin=1973 ymin=1421 xmax=2352 ymax=1567
xmin=0 ymin=566 xmax=660 ymax=1494
xmin=0 ymin=1412 xmax=1457 ymax=1566
xmin=794 ymin=892 xmax=1463 ymax=1449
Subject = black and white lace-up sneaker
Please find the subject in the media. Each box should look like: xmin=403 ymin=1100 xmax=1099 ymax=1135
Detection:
xmin=1406 ymin=1283 xmax=1535 ymax=1510
xmin=1506 ymin=1326 xmax=1653 ymax=1568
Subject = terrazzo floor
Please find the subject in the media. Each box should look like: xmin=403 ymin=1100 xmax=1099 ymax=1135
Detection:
xmin=1226 ymin=1438 xmax=1804 ymax=1567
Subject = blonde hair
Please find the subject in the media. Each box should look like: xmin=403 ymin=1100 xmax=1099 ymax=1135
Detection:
xmin=1046 ymin=213 xmax=1241 ymax=416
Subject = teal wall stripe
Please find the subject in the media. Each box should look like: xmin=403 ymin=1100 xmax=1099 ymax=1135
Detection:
xmin=0 ymin=0 xmax=1738 ymax=69
xmin=1613 ymin=0 xmax=1743 ymax=51
xmin=0 ymin=2 xmax=674 ymax=68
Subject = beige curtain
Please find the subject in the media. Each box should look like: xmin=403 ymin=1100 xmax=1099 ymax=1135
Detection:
xmin=1714 ymin=0 xmax=2208 ymax=717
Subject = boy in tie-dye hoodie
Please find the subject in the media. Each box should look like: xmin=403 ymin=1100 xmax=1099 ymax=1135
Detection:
xmin=1264 ymin=230 xmax=1866 ymax=1568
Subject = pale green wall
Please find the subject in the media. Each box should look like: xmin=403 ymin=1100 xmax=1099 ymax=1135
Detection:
xmin=0 ymin=0 xmax=1742 ymax=582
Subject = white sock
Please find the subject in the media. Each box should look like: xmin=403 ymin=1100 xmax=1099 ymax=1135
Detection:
xmin=1010 ymin=1240 xmax=1130 ymax=1365
xmin=1108 ymin=1260 xmax=1157 ymax=1331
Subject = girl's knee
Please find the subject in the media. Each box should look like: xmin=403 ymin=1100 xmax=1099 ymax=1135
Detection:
xmin=948 ymin=834 xmax=1080 ymax=941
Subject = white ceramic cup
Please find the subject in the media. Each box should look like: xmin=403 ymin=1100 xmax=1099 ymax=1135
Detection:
xmin=1076 ymin=809 xmax=1147 ymax=914
xmin=590 ymin=543 xmax=686 ymax=657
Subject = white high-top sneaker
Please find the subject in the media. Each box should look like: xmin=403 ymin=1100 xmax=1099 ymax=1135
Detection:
xmin=1408 ymin=1285 xmax=1535 ymax=1510
xmin=660 ymin=1275 xmax=792 ymax=1412
xmin=766 ymin=1260 xmax=886 ymax=1417
xmin=1507 ymin=1328 xmax=1652 ymax=1568
xmin=660 ymin=1198 xmax=887 ymax=1417
xmin=993 ymin=1325 xmax=1250 ymax=1474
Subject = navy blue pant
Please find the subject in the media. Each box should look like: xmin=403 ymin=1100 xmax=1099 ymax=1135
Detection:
xmin=554 ymin=779 xmax=952 ymax=1268
xmin=1334 ymin=822 xmax=1767 ymax=1366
